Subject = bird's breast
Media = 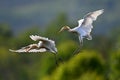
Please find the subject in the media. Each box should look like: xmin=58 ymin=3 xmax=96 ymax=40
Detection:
xmin=78 ymin=28 xmax=88 ymax=36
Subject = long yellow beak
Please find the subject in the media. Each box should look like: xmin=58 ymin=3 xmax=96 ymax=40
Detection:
xmin=58 ymin=29 xmax=62 ymax=33
xmin=58 ymin=27 xmax=64 ymax=33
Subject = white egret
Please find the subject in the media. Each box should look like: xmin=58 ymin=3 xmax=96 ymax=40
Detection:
xmin=59 ymin=9 xmax=104 ymax=45
xmin=9 ymin=35 xmax=57 ymax=53
xmin=9 ymin=35 xmax=59 ymax=65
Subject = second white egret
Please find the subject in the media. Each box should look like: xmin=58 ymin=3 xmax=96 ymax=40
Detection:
xmin=59 ymin=9 xmax=104 ymax=46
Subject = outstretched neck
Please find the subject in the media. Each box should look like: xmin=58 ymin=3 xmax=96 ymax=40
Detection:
xmin=66 ymin=26 xmax=71 ymax=32
xmin=65 ymin=26 xmax=76 ymax=33
xmin=63 ymin=26 xmax=72 ymax=32
xmin=59 ymin=26 xmax=70 ymax=32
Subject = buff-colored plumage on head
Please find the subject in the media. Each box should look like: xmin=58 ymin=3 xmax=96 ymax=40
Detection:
xmin=59 ymin=26 xmax=70 ymax=33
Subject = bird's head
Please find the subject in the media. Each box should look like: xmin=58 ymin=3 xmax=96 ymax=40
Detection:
xmin=50 ymin=47 xmax=57 ymax=54
xmin=59 ymin=26 xmax=70 ymax=33
xmin=53 ymin=48 xmax=58 ymax=54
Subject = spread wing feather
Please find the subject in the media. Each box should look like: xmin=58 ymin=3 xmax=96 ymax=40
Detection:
xmin=84 ymin=9 xmax=104 ymax=21
xmin=77 ymin=9 xmax=104 ymax=34
xmin=9 ymin=48 xmax=47 ymax=53
xmin=30 ymin=35 xmax=55 ymax=44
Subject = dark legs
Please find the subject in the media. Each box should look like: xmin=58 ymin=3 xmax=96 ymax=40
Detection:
xmin=72 ymin=41 xmax=83 ymax=56
xmin=53 ymin=53 xmax=64 ymax=66
xmin=54 ymin=54 xmax=58 ymax=66
xmin=72 ymin=46 xmax=82 ymax=56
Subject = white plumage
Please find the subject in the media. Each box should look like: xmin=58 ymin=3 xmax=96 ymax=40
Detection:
xmin=9 ymin=48 xmax=46 ymax=53
xmin=59 ymin=9 xmax=104 ymax=45
xmin=9 ymin=35 xmax=57 ymax=53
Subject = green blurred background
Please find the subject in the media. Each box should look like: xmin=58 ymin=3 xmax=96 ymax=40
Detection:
xmin=0 ymin=0 xmax=120 ymax=80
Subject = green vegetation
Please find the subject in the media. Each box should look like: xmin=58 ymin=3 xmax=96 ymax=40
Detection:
xmin=0 ymin=14 xmax=120 ymax=80
xmin=42 ymin=51 xmax=105 ymax=80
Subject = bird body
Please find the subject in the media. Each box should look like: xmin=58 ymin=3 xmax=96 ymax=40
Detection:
xmin=9 ymin=35 xmax=60 ymax=66
xmin=59 ymin=9 xmax=104 ymax=45
xmin=9 ymin=35 xmax=57 ymax=54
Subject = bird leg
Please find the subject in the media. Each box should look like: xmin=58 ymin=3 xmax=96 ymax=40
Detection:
xmin=53 ymin=53 xmax=64 ymax=66
xmin=53 ymin=54 xmax=59 ymax=66
xmin=72 ymin=36 xmax=83 ymax=55
xmin=78 ymin=35 xmax=83 ymax=46
xmin=57 ymin=55 xmax=64 ymax=64
xmin=80 ymin=39 xmax=83 ymax=46
xmin=72 ymin=46 xmax=82 ymax=56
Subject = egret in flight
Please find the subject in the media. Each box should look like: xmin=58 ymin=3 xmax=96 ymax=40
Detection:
xmin=9 ymin=35 xmax=59 ymax=65
xmin=9 ymin=35 xmax=57 ymax=53
xmin=59 ymin=9 xmax=104 ymax=46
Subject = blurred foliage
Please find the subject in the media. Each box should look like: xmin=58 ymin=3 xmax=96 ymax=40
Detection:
xmin=42 ymin=51 xmax=105 ymax=80
xmin=0 ymin=14 xmax=120 ymax=80
xmin=109 ymin=50 xmax=120 ymax=80
xmin=109 ymin=34 xmax=120 ymax=80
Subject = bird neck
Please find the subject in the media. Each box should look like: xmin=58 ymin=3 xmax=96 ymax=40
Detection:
xmin=38 ymin=41 xmax=42 ymax=47
xmin=67 ymin=27 xmax=75 ymax=33
xmin=65 ymin=26 xmax=72 ymax=32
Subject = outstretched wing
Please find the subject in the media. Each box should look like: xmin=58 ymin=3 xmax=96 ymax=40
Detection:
xmin=30 ymin=35 xmax=56 ymax=50
xmin=30 ymin=35 xmax=49 ymax=41
xmin=9 ymin=48 xmax=47 ymax=53
xmin=84 ymin=9 xmax=104 ymax=21
xmin=79 ymin=9 xmax=104 ymax=34
xmin=30 ymin=35 xmax=55 ymax=43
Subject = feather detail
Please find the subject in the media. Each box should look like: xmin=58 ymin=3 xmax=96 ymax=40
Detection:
xmin=9 ymin=48 xmax=47 ymax=53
